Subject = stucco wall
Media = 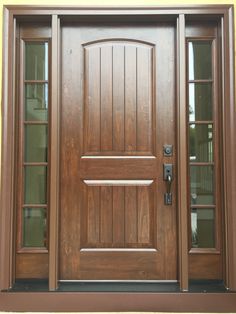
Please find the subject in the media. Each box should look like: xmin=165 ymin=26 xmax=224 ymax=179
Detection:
xmin=0 ymin=0 xmax=235 ymax=154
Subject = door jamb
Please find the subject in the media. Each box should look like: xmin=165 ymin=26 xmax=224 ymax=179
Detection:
xmin=0 ymin=5 xmax=235 ymax=311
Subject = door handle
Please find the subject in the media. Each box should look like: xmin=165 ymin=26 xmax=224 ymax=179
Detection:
xmin=163 ymin=164 xmax=173 ymax=205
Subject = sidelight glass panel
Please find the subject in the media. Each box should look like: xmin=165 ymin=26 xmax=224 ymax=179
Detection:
xmin=25 ymin=125 xmax=48 ymax=162
xmin=24 ymin=166 xmax=47 ymax=204
xmin=189 ymin=124 xmax=213 ymax=162
xmin=190 ymin=165 xmax=214 ymax=205
xmin=25 ymin=84 xmax=48 ymax=121
xmin=191 ymin=208 xmax=215 ymax=248
xmin=25 ymin=42 xmax=48 ymax=80
xmin=23 ymin=208 xmax=47 ymax=247
xmin=188 ymin=41 xmax=212 ymax=80
xmin=189 ymin=83 xmax=212 ymax=122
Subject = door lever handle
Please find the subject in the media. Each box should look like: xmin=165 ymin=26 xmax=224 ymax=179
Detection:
xmin=166 ymin=174 xmax=172 ymax=195
xmin=163 ymin=164 xmax=173 ymax=205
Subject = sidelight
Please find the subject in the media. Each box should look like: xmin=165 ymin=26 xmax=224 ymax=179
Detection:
xmin=188 ymin=40 xmax=217 ymax=249
xmin=19 ymin=41 xmax=49 ymax=250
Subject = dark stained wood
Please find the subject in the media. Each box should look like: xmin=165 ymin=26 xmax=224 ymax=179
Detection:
xmin=189 ymin=254 xmax=222 ymax=279
xmin=15 ymin=253 xmax=48 ymax=279
xmin=60 ymin=21 xmax=177 ymax=280
xmin=80 ymin=157 xmax=157 ymax=179
xmin=177 ymin=14 xmax=189 ymax=291
xmin=48 ymin=14 xmax=60 ymax=291
xmin=0 ymin=292 xmax=236 ymax=312
xmin=1 ymin=6 xmax=236 ymax=312
xmin=101 ymin=46 xmax=113 ymax=151
xmin=0 ymin=8 xmax=15 ymax=290
xmin=221 ymin=7 xmax=236 ymax=291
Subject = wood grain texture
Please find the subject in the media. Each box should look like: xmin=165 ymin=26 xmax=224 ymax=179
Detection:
xmin=84 ymin=41 xmax=153 ymax=154
xmin=83 ymin=183 xmax=154 ymax=248
xmin=60 ymin=22 xmax=177 ymax=280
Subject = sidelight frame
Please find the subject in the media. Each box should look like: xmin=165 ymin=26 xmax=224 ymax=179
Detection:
xmin=0 ymin=5 xmax=236 ymax=312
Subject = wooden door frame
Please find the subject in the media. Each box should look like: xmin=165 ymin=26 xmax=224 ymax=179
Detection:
xmin=0 ymin=5 xmax=236 ymax=312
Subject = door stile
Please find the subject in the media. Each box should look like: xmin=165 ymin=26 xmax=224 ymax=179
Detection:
xmin=49 ymin=14 xmax=60 ymax=291
xmin=177 ymin=14 xmax=189 ymax=292
xmin=221 ymin=9 xmax=236 ymax=291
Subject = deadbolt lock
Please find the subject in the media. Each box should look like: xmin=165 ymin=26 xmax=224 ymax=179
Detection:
xmin=163 ymin=144 xmax=173 ymax=156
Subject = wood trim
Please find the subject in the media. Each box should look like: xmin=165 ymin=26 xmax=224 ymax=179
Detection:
xmin=177 ymin=14 xmax=188 ymax=292
xmin=222 ymin=7 xmax=236 ymax=291
xmin=48 ymin=14 xmax=60 ymax=291
xmin=3 ymin=5 xmax=231 ymax=17
xmin=0 ymin=291 xmax=236 ymax=312
xmin=0 ymin=8 xmax=15 ymax=290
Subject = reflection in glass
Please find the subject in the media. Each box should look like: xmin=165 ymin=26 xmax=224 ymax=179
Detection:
xmin=25 ymin=42 xmax=48 ymax=80
xmin=189 ymin=83 xmax=212 ymax=121
xmin=189 ymin=41 xmax=212 ymax=80
xmin=191 ymin=208 xmax=215 ymax=248
xmin=23 ymin=208 xmax=47 ymax=247
xmin=24 ymin=166 xmax=47 ymax=204
xmin=190 ymin=166 xmax=214 ymax=205
xmin=25 ymin=84 xmax=48 ymax=121
xmin=25 ymin=125 xmax=48 ymax=162
xmin=189 ymin=124 xmax=213 ymax=162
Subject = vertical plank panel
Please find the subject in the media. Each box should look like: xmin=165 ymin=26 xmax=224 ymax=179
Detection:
xmin=113 ymin=45 xmax=125 ymax=151
xmin=100 ymin=186 xmax=113 ymax=243
xmin=85 ymin=47 xmax=101 ymax=152
xmin=125 ymin=46 xmax=137 ymax=151
xmin=101 ymin=46 xmax=113 ymax=151
xmin=125 ymin=186 xmax=137 ymax=244
xmin=137 ymin=186 xmax=150 ymax=243
xmin=137 ymin=47 xmax=152 ymax=152
xmin=87 ymin=187 xmax=100 ymax=244
xmin=113 ymin=187 xmax=125 ymax=244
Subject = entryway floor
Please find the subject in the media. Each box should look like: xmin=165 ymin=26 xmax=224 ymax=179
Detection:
xmin=10 ymin=280 xmax=227 ymax=293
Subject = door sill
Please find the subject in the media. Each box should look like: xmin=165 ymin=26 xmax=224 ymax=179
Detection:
xmin=11 ymin=279 xmax=227 ymax=293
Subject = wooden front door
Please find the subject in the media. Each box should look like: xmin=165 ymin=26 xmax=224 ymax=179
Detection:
xmin=59 ymin=20 xmax=177 ymax=280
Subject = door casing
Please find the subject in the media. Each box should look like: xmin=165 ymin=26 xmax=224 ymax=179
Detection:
xmin=0 ymin=5 xmax=236 ymax=312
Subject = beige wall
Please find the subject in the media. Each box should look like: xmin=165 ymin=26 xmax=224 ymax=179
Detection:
xmin=0 ymin=0 xmax=235 ymax=148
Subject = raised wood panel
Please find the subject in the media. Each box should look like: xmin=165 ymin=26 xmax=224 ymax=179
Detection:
xmin=189 ymin=254 xmax=222 ymax=279
xmin=80 ymin=156 xmax=157 ymax=179
xmin=16 ymin=254 xmax=48 ymax=279
xmin=84 ymin=41 xmax=154 ymax=154
xmin=82 ymin=181 xmax=155 ymax=248
xmin=79 ymin=251 xmax=160 ymax=280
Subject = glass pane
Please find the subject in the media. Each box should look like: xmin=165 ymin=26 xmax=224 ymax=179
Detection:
xmin=24 ymin=166 xmax=47 ymax=204
xmin=189 ymin=83 xmax=212 ymax=121
xmin=188 ymin=41 xmax=212 ymax=80
xmin=25 ymin=84 xmax=48 ymax=121
xmin=190 ymin=166 xmax=214 ymax=205
xmin=23 ymin=208 xmax=47 ymax=247
xmin=189 ymin=124 xmax=213 ymax=162
xmin=25 ymin=42 xmax=48 ymax=80
xmin=191 ymin=208 xmax=215 ymax=248
xmin=25 ymin=125 xmax=48 ymax=162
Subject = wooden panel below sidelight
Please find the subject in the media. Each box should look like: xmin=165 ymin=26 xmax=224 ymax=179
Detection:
xmin=189 ymin=254 xmax=222 ymax=279
xmin=16 ymin=254 xmax=48 ymax=279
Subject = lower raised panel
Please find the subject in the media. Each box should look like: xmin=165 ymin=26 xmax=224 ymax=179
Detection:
xmin=16 ymin=253 xmax=48 ymax=279
xmin=79 ymin=251 xmax=160 ymax=280
xmin=189 ymin=254 xmax=222 ymax=279
xmin=81 ymin=180 xmax=156 ymax=249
